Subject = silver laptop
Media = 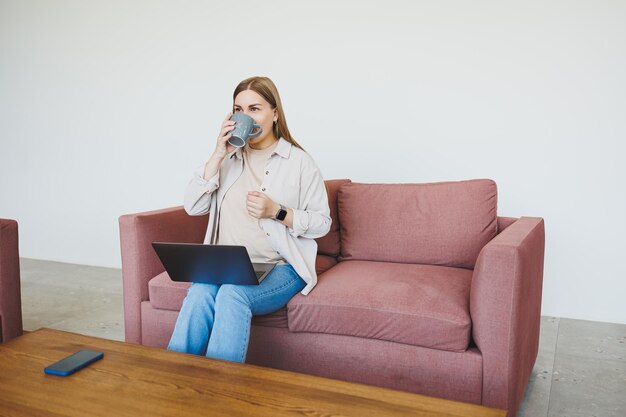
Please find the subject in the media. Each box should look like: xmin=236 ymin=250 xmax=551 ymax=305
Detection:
xmin=152 ymin=242 xmax=275 ymax=285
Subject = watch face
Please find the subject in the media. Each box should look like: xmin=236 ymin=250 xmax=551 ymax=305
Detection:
xmin=277 ymin=209 xmax=287 ymax=221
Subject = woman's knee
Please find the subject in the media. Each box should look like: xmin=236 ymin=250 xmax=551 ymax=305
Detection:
xmin=185 ymin=283 xmax=219 ymax=306
xmin=216 ymin=284 xmax=249 ymax=306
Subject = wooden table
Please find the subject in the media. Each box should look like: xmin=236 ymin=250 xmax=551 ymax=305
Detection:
xmin=0 ymin=329 xmax=506 ymax=417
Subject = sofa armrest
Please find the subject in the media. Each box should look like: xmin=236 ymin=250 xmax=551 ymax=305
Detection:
xmin=0 ymin=219 xmax=23 ymax=342
xmin=470 ymin=217 xmax=545 ymax=416
xmin=119 ymin=207 xmax=208 ymax=344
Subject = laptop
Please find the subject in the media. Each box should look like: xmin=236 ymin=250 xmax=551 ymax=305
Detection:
xmin=152 ymin=242 xmax=276 ymax=285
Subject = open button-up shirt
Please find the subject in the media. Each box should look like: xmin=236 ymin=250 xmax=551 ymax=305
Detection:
xmin=183 ymin=138 xmax=331 ymax=295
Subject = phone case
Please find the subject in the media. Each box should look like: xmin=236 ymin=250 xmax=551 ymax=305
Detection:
xmin=44 ymin=350 xmax=104 ymax=376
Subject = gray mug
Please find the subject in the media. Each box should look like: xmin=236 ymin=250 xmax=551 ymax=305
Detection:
xmin=228 ymin=113 xmax=263 ymax=148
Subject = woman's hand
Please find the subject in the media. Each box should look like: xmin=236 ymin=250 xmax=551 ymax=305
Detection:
xmin=212 ymin=112 xmax=237 ymax=160
xmin=203 ymin=113 xmax=237 ymax=180
xmin=246 ymin=191 xmax=280 ymax=219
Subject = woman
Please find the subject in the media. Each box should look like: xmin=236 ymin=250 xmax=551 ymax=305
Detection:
xmin=167 ymin=76 xmax=331 ymax=363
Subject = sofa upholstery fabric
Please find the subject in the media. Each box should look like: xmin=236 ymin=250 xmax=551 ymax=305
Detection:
xmin=288 ymin=260 xmax=473 ymax=352
xmin=315 ymin=179 xmax=351 ymax=257
xmin=338 ymin=180 xmax=497 ymax=268
xmin=0 ymin=219 xmax=23 ymax=343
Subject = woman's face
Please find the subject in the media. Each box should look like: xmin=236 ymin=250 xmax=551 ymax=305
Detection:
xmin=233 ymin=89 xmax=277 ymax=147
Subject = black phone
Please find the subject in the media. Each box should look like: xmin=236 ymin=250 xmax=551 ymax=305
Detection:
xmin=44 ymin=350 xmax=104 ymax=376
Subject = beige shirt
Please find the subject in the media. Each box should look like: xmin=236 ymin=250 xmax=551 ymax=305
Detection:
xmin=217 ymin=142 xmax=285 ymax=264
xmin=184 ymin=138 xmax=331 ymax=295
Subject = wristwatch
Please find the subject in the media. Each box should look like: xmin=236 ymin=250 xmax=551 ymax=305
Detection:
xmin=275 ymin=204 xmax=288 ymax=221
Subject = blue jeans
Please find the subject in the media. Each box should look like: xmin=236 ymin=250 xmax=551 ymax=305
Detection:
xmin=167 ymin=264 xmax=306 ymax=363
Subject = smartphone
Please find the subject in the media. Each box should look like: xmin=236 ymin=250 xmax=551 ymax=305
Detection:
xmin=44 ymin=350 xmax=104 ymax=376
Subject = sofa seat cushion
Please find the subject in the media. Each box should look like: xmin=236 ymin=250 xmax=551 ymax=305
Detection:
xmin=148 ymin=271 xmax=190 ymax=311
xmin=287 ymin=260 xmax=473 ymax=352
xmin=148 ymin=254 xmax=339 ymax=311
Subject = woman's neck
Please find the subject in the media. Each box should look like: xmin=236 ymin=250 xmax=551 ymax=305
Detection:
xmin=248 ymin=136 xmax=278 ymax=150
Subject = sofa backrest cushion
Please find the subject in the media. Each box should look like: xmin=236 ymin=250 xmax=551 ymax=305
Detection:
xmin=316 ymin=179 xmax=351 ymax=257
xmin=337 ymin=179 xmax=497 ymax=268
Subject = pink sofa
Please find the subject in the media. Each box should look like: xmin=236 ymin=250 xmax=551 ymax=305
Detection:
xmin=119 ymin=179 xmax=544 ymax=417
xmin=0 ymin=219 xmax=23 ymax=343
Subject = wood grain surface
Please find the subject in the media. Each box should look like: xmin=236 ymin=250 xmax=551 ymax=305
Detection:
xmin=0 ymin=329 xmax=505 ymax=417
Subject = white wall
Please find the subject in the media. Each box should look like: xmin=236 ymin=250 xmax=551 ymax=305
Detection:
xmin=1 ymin=1 xmax=625 ymax=324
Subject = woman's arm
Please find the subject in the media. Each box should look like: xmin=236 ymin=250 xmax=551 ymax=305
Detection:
xmin=285 ymin=158 xmax=331 ymax=239
xmin=184 ymin=113 xmax=237 ymax=216
xmin=183 ymin=164 xmax=220 ymax=216
xmin=246 ymin=157 xmax=331 ymax=239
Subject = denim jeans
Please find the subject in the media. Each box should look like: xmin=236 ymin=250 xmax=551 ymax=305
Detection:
xmin=167 ymin=264 xmax=306 ymax=363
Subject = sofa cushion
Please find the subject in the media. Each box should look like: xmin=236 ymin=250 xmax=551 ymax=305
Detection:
xmin=315 ymin=179 xmax=351 ymax=257
xmin=148 ymin=271 xmax=190 ymax=311
xmin=315 ymin=255 xmax=338 ymax=275
xmin=287 ymin=260 xmax=473 ymax=352
xmin=148 ymin=255 xmax=337 ymax=323
xmin=338 ymin=180 xmax=497 ymax=268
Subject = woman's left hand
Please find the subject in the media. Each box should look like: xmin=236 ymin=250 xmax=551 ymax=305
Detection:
xmin=246 ymin=191 xmax=279 ymax=219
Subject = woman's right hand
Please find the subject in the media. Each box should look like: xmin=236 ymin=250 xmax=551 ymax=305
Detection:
xmin=203 ymin=113 xmax=237 ymax=180
xmin=211 ymin=112 xmax=237 ymax=161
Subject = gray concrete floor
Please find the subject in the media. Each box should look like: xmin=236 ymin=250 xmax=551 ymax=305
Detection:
xmin=19 ymin=258 xmax=626 ymax=416
xmin=20 ymin=258 xmax=124 ymax=341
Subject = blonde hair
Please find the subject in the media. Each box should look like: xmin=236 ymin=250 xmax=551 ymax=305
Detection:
xmin=233 ymin=76 xmax=304 ymax=150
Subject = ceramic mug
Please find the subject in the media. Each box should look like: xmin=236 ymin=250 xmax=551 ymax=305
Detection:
xmin=228 ymin=113 xmax=263 ymax=148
